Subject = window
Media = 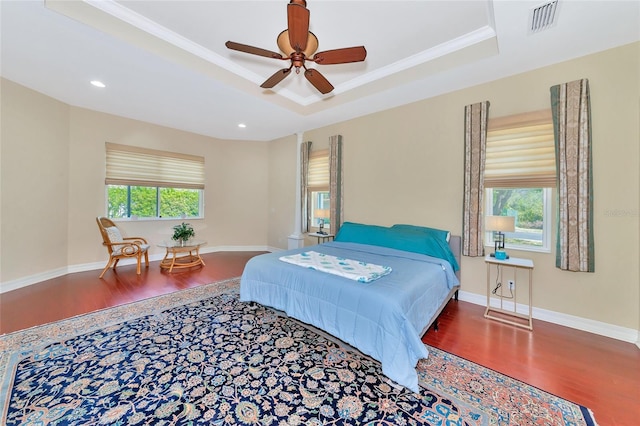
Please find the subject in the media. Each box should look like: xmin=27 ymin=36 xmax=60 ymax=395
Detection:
xmin=485 ymin=188 xmax=552 ymax=251
xmin=105 ymin=143 xmax=204 ymax=219
xmin=307 ymin=149 xmax=330 ymax=230
xmin=311 ymin=191 xmax=330 ymax=228
xmin=107 ymin=186 xmax=202 ymax=219
xmin=484 ymin=110 xmax=555 ymax=252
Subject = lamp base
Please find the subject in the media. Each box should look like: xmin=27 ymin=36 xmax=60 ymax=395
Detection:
xmin=490 ymin=251 xmax=510 ymax=260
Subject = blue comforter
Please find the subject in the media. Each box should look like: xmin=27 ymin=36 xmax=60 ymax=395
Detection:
xmin=240 ymin=241 xmax=459 ymax=392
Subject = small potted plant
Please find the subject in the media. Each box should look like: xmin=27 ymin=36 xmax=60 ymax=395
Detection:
xmin=172 ymin=222 xmax=195 ymax=246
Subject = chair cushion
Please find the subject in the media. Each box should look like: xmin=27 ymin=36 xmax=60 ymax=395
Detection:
xmin=106 ymin=226 xmax=141 ymax=256
xmin=112 ymin=242 xmax=149 ymax=256
xmin=105 ymin=226 xmax=123 ymax=243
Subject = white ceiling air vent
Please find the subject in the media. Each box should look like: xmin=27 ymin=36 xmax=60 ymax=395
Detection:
xmin=529 ymin=1 xmax=559 ymax=34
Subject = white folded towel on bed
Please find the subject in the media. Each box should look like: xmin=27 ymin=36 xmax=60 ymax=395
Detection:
xmin=279 ymin=251 xmax=392 ymax=283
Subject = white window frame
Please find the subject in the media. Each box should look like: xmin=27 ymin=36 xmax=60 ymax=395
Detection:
xmin=484 ymin=110 xmax=555 ymax=254
xmin=310 ymin=190 xmax=330 ymax=232
xmin=105 ymin=143 xmax=205 ymax=221
xmin=485 ymin=187 xmax=553 ymax=253
xmin=105 ymin=185 xmax=204 ymax=221
xmin=307 ymin=149 xmax=330 ymax=232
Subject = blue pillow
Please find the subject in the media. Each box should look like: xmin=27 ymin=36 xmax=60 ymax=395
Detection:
xmin=394 ymin=229 xmax=459 ymax=271
xmin=335 ymin=222 xmax=459 ymax=271
xmin=391 ymin=224 xmax=450 ymax=243
xmin=334 ymin=222 xmax=390 ymax=246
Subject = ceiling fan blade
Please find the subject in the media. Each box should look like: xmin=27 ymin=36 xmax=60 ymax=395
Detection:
xmin=287 ymin=2 xmax=310 ymax=52
xmin=313 ymin=46 xmax=367 ymax=65
xmin=304 ymin=68 xmax=334 ymax=94
xmin=260 ymin=68 xmax=292 ymax=89
xmin=225 ymin=41 xmax=284 ymax=60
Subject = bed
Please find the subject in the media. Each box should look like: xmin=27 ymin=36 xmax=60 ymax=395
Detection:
xmin=240 ymin=222 xmax=461 ymax=392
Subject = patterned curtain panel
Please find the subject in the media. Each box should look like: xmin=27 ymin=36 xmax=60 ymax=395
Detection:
xmin=329 ymin=135 xmax=344 ymax=234
xmin=462 ymin=101 xmax=490 ymax=257
xmin=550 ymin=79 xmax=595 ymax=272
xmin=300 ymin=141 xmax=312 ymax=233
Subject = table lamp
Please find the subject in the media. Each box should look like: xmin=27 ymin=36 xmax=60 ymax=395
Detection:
xmin=314 ymin=209 xmax=330 ymax=235
xmin=485 ymin=215 xmax=515 ymax=259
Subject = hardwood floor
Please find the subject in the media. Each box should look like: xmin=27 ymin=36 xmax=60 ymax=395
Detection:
xmin=1 ymin=251 xmax=638 ymax=424
xmin=422 ymin=300 xmax=640 ymax=425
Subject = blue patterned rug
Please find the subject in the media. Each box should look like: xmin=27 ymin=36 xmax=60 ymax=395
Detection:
xmin=0 ymin=278 xmax=596 ymax=425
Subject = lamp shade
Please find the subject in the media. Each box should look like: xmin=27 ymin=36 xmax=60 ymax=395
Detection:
xmin=314 ymin=209 xmax=330 ymax=220
xmin=485 ymin=215 xmax=515 ymax=232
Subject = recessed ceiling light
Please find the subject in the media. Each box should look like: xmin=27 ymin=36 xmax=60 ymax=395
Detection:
xmin=90 ymin=80 xmax=106 ymax=88
xmin=238 ymin=123 xmax=247 ymax=128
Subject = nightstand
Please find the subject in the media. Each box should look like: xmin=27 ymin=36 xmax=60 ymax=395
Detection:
xmin=308 ymin=232 xmax=335 ymax=244
xmin=484 ymin=255 xmax=534 ymax=330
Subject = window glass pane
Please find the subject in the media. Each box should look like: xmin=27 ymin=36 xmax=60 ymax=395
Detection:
xmin=130 ymin=186 xmax=158 ymax=218
xmin=107 ymin=185 xmax=202 ymax=219
xmin=310 ymin=191 xmax=330 ymax=229
xmin=488 ymin=188 xmax=546 ymax=249
xmin=107 ymin=185 xmax=128 ymax=219
xmin=159 ymin=188 xmax=200 ymax=218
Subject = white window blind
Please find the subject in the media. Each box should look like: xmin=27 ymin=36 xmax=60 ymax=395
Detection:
xmin=308 ymin=149 xmax=329 ymax=191
xmin=105 ymin=143 xmax=205 ymax=189
xmin=485 ymin=109 xmax=556 ymax=188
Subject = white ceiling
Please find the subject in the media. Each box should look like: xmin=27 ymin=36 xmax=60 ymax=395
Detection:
xmin=1 ymin=1 xmax=638 ymax=141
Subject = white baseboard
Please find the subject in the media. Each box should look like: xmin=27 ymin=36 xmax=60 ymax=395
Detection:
xmin=266 ymin=246 xmax=285 ymax=253
xmin=458 ymin=290 xmax=640 ymax=345
xmin=201 ymin=245 xmax=272 ymax=254
xmin=0 ymin=266 xmax=72 ymax=294
xmin=0 ymin=245 xmax=272 ymax=294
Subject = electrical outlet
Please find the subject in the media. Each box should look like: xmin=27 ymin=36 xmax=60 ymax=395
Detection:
xmin=508 ymin=280 xmax=515 ymax=290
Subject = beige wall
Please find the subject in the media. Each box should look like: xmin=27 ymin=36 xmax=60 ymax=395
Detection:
xmin=268 ymin=42 xmax=640 ymax=330
xmin=267 ymin=134 xmax=297 ymax=249
xmin=1 ymin=79 xmax=269 ymax=285
xmin=1 ymin=79 xmax=70 ymax=282
xmin=66 ymin=107 xmax=269 ymax=265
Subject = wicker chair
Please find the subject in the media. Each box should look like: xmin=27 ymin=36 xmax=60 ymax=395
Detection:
xmin=96 ymin=217 xmax=150 ymax=278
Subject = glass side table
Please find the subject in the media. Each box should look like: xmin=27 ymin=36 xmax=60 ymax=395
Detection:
xmin=157 ymin=240 xmax=206 ymax=273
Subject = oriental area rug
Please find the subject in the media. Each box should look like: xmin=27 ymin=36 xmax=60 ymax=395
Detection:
xmin=0 ymin=278 xmax=596 ymax=425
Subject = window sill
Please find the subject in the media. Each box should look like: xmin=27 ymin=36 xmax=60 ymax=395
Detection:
xmin=485 ymin=244 xmax=550 ymax=255
xmin=310 ymin=227 xmax=332 ymax=233
xmin=112 ymin=217 xmax=204 ymax=223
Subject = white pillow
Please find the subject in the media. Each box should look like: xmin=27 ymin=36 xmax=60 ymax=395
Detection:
xmin=105 ymin=226 xmax=123 ymax=243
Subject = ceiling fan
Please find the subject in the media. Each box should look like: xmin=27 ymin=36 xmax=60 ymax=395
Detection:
xmin=225 ymin=0 xmax=367 ymax=94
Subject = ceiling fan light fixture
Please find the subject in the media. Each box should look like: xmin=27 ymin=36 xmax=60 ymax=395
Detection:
xmin=225 ymin=0 xmax=366 ymax=94
xmin=277 ymin=30 xmax=318 ymax=57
